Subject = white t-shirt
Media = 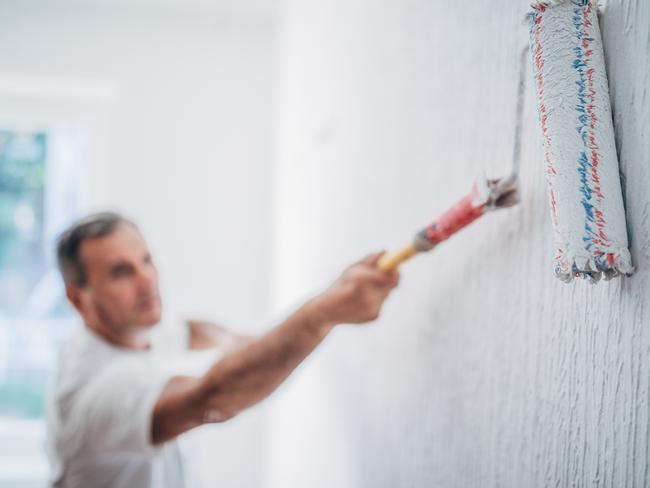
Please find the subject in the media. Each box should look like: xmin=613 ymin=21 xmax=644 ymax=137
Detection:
xmin=46 ymin=324 xmax=218 ymax=488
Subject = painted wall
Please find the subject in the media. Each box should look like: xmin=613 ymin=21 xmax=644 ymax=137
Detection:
xmin=267 ymin=1 xmax=650 ymax=487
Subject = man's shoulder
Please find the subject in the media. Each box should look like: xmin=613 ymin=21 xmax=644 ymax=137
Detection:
xmin=58 ymin=328 xmax=114 ymax=373
xmin=54 ymin=328 xmax=145 ymax=399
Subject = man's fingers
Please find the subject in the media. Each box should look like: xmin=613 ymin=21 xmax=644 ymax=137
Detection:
xmin=360 ymin=251 xmax=386 ymax=267
xmin=372 ymin=269 xmax=400 ymax=287
xmin=385 ymin=270 xmax=400 ymax=287
xmin=350 ymin=252 xmax=400 ymax=289
xmin=358 ymin=266 xmax=400 ymax=288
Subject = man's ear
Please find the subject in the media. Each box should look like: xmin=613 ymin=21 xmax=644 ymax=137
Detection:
xmin=65 ymin=286 xmax=85 ymax=314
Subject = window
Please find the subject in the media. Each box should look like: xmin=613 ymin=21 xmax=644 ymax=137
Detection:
xmin=0 ymin=128 xmax=82 ymax=487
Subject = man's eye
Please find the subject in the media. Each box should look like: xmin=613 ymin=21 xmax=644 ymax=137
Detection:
xmin=111 ymin=266 xmax=133 ymax=278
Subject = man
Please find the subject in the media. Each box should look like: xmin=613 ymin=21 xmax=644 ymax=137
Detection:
xmin=46 ymin=212 xmax=399 ymax=487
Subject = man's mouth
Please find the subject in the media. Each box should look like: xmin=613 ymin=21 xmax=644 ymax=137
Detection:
xmin=137 ymin=295 xmax=160 ymax=312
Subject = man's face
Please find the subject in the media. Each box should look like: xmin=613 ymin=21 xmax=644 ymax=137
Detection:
xmin=72 ymin=224 xmax=162 ymax=332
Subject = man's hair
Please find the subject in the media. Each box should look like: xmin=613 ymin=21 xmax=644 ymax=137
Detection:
xmin=57 ymin=212 xmax=136 ymax=287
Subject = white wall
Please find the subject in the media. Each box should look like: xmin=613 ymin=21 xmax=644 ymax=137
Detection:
xmin=0 ymin=3 xmax=275 ymax=487
xmin=268 ymin=1 xmax=650 ymax=487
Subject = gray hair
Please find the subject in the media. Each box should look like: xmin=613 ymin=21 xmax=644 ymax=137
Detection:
xmin=56 ymin=212 xmax=136 ymax=287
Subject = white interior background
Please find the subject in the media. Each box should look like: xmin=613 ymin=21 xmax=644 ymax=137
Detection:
xmin=0 ymin=1 xmax=274 ymax=487
xmin=1 ymin=0 xmax=650 ymax=487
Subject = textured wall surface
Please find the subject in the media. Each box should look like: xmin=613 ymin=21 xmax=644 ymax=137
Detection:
xmin=267 ymin=1 xmax=650 ymax=487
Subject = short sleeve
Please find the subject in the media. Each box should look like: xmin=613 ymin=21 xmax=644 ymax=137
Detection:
xmin=71 ymin=355 xmax=172 ymax=456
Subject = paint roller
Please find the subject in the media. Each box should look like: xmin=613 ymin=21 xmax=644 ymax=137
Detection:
xmin=380 ymin=1 xmax=634 ymax=284
xmin=528 ymin=0 xmax=633 ymax=282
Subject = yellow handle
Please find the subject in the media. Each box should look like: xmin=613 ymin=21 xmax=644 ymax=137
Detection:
xmin=378 ymin=244 xmax=419 ymax=272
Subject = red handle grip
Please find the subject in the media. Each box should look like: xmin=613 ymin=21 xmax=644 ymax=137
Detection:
xmin=422 ymin=188 xmax=486 ymax=245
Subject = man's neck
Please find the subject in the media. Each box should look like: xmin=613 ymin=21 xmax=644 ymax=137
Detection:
xmin=86 ymin=321 xmax=151 ymax=350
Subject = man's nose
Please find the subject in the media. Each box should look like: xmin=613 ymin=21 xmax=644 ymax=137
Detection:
xmin=136 ymin=266 xmax=158 ymax=292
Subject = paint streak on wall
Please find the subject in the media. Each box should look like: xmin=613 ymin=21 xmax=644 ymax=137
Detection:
xmin=266 ymin=0 xmax=650 ymax=486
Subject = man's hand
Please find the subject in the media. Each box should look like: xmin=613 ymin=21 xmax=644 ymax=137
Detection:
xmin=308 ymin=252 xmax=400 ymax=326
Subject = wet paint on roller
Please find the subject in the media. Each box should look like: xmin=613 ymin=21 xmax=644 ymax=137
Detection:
xmin=528 ymin=0 xmax=633 ymax=282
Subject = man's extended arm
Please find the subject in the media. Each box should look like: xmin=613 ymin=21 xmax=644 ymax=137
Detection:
xmin=151 ymin=252 xmax=399 ymax=445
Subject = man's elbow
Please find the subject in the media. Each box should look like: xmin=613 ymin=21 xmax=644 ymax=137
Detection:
xmin=195 ymin=381 xmax=243 ymax=424
xmin=201 ymin=406 xmax=239 ymax=424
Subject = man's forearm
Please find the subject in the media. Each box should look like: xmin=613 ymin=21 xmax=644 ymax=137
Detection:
xmin=152 ymin=252 xmax=398 ymax=445
xmin=193 ymin=298 xmax=336 ymax=422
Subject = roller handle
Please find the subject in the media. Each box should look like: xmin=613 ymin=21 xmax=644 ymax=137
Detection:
xmin=377 ymin=188 xmax=486 ymax=272
xmin=377 ymin=244 xmax=418 ymax=272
